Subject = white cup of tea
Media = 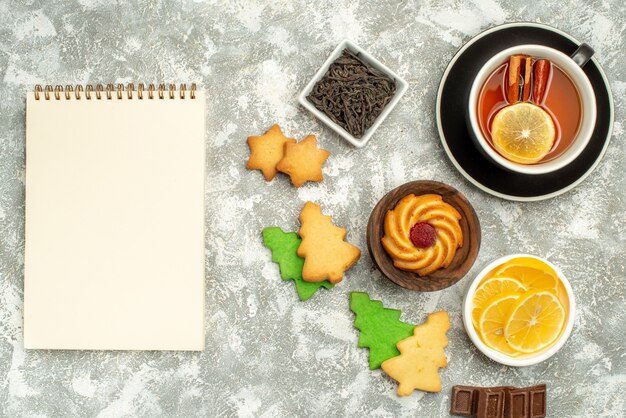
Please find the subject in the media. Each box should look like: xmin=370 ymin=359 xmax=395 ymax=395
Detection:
xmin=467 ymin=44 xmax=596 ymax=175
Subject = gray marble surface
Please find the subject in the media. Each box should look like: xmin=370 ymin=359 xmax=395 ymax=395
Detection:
xmin=1 ymin=0 xmax=625 ymax=417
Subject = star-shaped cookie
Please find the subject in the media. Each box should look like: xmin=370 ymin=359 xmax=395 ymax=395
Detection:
xmin=246 ymin=124 xmax=296 ymax=181
xmin=276 ymin=135 xmax=330 ymax=187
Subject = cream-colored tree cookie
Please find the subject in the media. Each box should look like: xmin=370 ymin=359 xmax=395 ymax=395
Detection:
xmin=276 ymin=135 xmax=330 ymax=187
xmin=246 ymin=124 xmax=296 ymax=181
xmin=297 ymin=201 xmax=360 ymax=284
xmin=381 ymin=311 xmax=450 ymax=396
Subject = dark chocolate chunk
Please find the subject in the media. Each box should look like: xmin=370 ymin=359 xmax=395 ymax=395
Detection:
xmin=505 ymin=389 xmax=528 ymax=418
xmin=476 ymin=388 xmax=505 ymax=418
xmin=306 ymin=49 xmax=397 ymax=138
xmin=529 ymin=386 xmax=547 ymax=418
xmin=451 ymin=386 xmax=479 ymax=416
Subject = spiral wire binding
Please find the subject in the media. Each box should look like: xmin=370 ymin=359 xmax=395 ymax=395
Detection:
xmin=34 ymin=83 xmax=198 ymax=100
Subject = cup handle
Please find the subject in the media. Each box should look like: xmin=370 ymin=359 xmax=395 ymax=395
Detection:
xmin=571 ymin=43 xmax=594 ymax=67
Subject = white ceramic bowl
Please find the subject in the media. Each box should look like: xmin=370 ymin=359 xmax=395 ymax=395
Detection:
xmin=462 ymin=254 xmax=576 ymax=367
xmin=298 ymin=39 xmax=409 ymax=148
xmin=468 ymin=44 xmax=596 ymax=175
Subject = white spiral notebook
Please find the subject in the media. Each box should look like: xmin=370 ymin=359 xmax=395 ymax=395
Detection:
xmin=24 ymin=84 xmax=205 ymax=350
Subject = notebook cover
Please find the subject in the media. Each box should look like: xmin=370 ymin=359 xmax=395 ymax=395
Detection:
xmin=24 ymin=87 xmax=205 ymax=350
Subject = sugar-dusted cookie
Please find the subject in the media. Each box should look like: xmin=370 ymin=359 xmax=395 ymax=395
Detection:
xmin=350 ymin=292 xmax=415 ymax=369
xmin=262 ymin=227 xmax=333 ymax=301
xmin=246 ymin=124 xmax=296 ymax=181
xmin=276 ymin=135 xmax=330 ymax=187
xmin=381 ymin=311 xmax=450 ymax=396
xmin=297 ymin=201 xmax=360 ymax=284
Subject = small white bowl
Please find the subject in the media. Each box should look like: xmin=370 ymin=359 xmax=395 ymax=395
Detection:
xmin=462 ymin=254 xmax=576 ymax=367
xmin=298 ymin=39 xmax=409 ymax=148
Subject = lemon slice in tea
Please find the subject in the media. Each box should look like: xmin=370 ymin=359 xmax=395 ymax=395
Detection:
xmin=491 ymin=102 xmax=556 ymax=164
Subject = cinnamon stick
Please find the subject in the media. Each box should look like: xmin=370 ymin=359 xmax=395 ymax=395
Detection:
xmin=507 ymin=55 xmax=523 ymax=103
xmin=533 ymin=59 xmax=552 ymax=104
xmin=521 ymin=56 xmax=533 ymax=101
xmin=507 ymin=55 xmax=532 ymax=103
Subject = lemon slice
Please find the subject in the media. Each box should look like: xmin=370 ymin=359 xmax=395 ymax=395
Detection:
xmin=491 ymin=102 xmax=556 ymax=164
xmin=504 ymin=290 xmax=566 ymax=353
xmin=471 ymin=277 xmax=527 ymax=327
xmin=493 ymin=264 xmax=559 ymax=296
xmin=478 ymin=292 xmax=520 ymax=356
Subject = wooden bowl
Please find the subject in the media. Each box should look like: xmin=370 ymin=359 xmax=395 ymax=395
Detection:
xmin=367 ymin=180 xmax=481 ymax=291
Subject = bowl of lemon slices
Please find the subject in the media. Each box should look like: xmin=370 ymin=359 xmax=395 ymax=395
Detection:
xmin=462 ymin=254 xmax=575 ymax=366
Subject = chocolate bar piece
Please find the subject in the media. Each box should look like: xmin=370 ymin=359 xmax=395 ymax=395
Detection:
xmin=529 ymin=386 xmax=547 ymax=418
xmin=476 ymin=387 xmax=505 ymax=418
xmin=505 ymin=388 xmax=528 ymax=418
xmin=451 ymin=384 xmax=546 ymax=418
xmin=450 ymin=386 xmax=478 ymax=416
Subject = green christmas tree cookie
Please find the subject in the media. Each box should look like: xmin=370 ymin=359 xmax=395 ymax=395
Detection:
xmin=350 ymin=292 xmax=415 ymax=370
xmin=262 ymin=227 xmax=333 ymax=301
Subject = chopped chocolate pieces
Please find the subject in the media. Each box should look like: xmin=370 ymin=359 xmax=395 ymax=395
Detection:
xmin=451 ymin=385 xmax=547 ymax=418
xmin=306 ymin=49 xmax=396 ymax=138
